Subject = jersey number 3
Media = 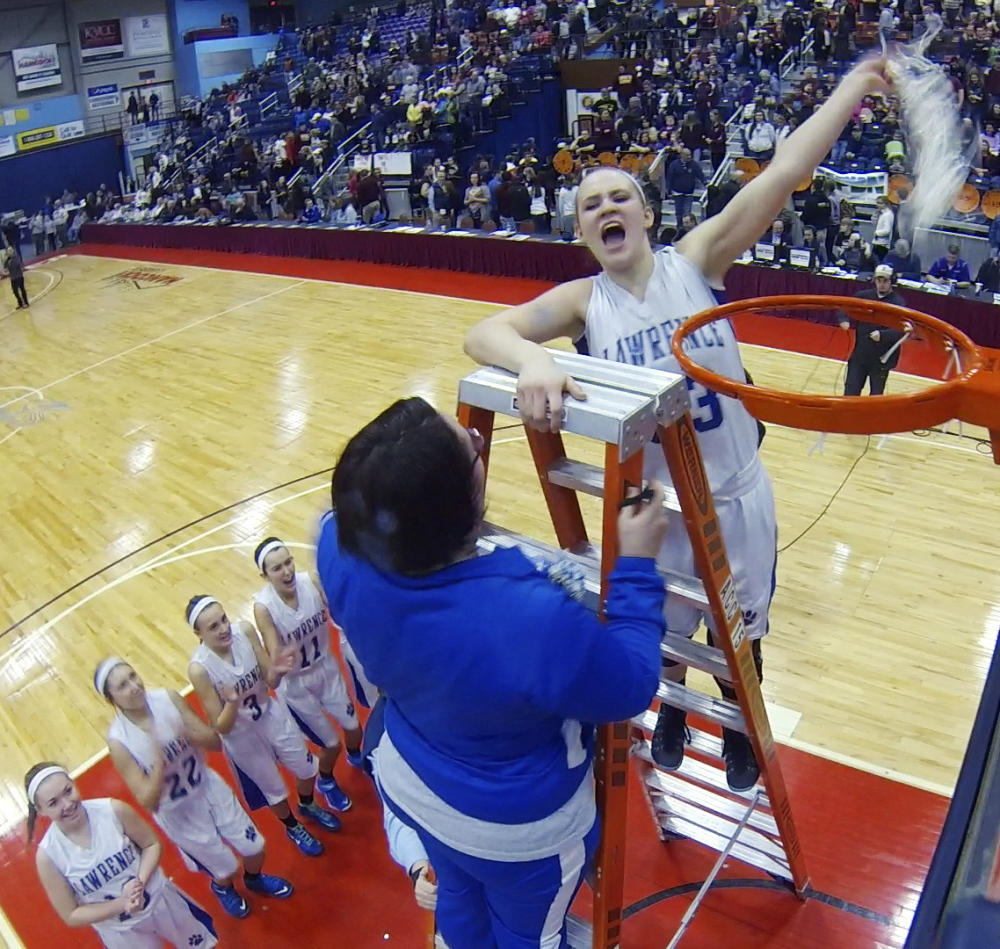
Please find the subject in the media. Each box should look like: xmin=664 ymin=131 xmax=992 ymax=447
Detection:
xmin=686 ymin=378 xmax=724 ymax=433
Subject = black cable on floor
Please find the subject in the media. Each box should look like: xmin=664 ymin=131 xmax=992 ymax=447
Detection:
xmin=778 ymin=435 xmax=871 ymax=553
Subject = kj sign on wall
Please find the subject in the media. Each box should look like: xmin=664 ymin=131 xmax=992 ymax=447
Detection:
xmin=79 ymin=19 xmax=124 ymax=63
xmin=11 ymin=45 xmax=62 ymax=92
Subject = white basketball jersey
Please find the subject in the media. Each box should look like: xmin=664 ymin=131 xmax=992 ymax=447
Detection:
xmin=191 ymin=625 xmax=271 ymax=733
xmin=108 ymin=689 xmax=207 ymax=812
xmin=254 ymin=573 xmax=330 ymax=675
xmin=39 ymin=799 xmax=165 ymax=933
xmin=584 ymin=247 xmax=760 ymax=493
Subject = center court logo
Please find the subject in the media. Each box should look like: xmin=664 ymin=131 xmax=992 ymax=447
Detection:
xmin=102 ymin=267 xmax=182 ymax=291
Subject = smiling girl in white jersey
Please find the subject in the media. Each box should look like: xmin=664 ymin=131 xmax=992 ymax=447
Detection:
xmin=252 ymin=536 xmax=363 ymax=815
xmin=465 ymin=58 xmax=892 ymax=792
xmin=28 ymin=763 xmax=217 ymax=949
xmin=99 ymin=658 xmax=293 ymax=919
xmin=186 ymin=595 xmax=343 ymax=858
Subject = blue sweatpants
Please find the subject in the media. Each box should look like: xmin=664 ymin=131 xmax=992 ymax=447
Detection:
xmin=414 ymin=817 xmax=600 ymax=949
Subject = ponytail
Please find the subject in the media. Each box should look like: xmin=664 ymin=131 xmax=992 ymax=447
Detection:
xmin=26 ymin=801 xmax=38 ymax=843
xmin=24 ymin=760 xmax=65 ymax=843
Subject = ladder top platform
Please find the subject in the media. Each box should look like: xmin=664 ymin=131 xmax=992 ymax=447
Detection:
xmin=459 ymin=350 xmax=691 ymax=460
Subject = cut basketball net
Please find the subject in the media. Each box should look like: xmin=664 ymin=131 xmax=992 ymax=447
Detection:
xmin=885 ymin=19 xmax=974 ymax=240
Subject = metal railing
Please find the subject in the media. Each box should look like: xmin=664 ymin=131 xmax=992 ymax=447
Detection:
xmin=307 ymin=120 xmax=374 ymax=193
xmin=165 ymin=134 xmax=218 ymax=188
xmin=260 ymin=91 xmax=279 ymax=119
xmin=778 ymin=27 xmax=816 ymax=81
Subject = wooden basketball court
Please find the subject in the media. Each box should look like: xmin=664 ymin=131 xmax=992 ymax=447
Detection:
xmin=0 ymin=247 xmax=997 ymax=947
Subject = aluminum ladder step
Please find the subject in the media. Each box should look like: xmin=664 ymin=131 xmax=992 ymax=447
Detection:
xmin=633 ymin=739 xmax=756 ymax=802
xmin=633 ymin=751 xmax=791 ymax=881
xmin=548 ymin=456 xmax=683 ymax=512
xmin=459 ymin=350 xmax=690 ymax=460
xmin=659 ymin=812 xmax=792 ymax=881
xmin=643 ymin=764 xmax=780 ymax=839
xmin=565 ymin=914 xmax=593 ymax=949
xmin=476 ymin=523 xmax=712 ymax=616
xmin=633 ymin=712 xmax=728 ymax=764
xmin=631 ymin=721 xmax=779 ymax=835
xmin=660 ymin=634 xmax=731 ymax=681
xmin=656 ymin=679 xmax=745 ymax=733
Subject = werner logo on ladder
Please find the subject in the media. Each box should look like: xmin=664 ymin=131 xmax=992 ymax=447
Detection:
xmin=457 ymin=348 xmax=810 ymax=949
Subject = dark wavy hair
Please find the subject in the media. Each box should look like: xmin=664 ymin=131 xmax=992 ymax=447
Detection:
xmin=332 ymin=397 xmax=480 ymax=574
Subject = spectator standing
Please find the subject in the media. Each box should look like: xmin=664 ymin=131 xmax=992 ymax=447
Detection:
xmin=357 ymin=169 xmax=383 ymax=224
xmin=664 ymin=147 xmax=705 ymax=225
xmin=2 ymin=216 xmax=21 ymax=259
xmin=800 ymin=178 xmax=833 ymax=248
xmin=464 ymin=172 xmax=490 ymax=227
xmin=527 ymin=174 xmax=549 ymax=232
xmin=2 ymin=248 xmax=29 ymax=309
xmin=870 ymin=195 xmax=895 ymax=262
xmin=52 ymin=201 xmax=69 ymax=248
xmin=989 ymin=209 xmax=1000 ymax=255
xmin=30 ymin=212 xmax=45 ymax=256
xmin=43 ymin=211 xmax=57 ymax=252
xmin=706 ymin=110 xmax=728 ymax=171
xmin=556 ymin=175 xmax=579 ymax=238
xmin=508 ymin=173 xmax=532 ymax=228
xmin=679 ymin=112 xmax=706 ymax=162
xmin=744 ymin=109 xmax=777 ymax=162
xmin=839 ymin=265 xmax=908 ymax=396
xmin=877 ymin=1 xmax=895 ymax=46
xmin=975 ymin=247 xmax=1000 ymax=292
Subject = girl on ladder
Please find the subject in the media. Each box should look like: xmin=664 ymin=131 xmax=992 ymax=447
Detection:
xmin=465 ymin=58 xmax=893 ymax=793
xmin=186 ymin=595 xmax=342 ymax=858
xmin=98 ymin=657 xmax=293 ymax=919
xmin=28 ymin=761 xmax=218 ymax=948
xmin=252 ymin=536 xmax=363 ymax=813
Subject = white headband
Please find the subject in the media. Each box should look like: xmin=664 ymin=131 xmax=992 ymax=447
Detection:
xmin=188 ymin=596 xmax=220 ymax=629
xmin=27 ymin=766 xmax=69 ymax=805
xmin=255 ymin=539 xmax=286 ymax=572
xmin=94 ymin=657 xmax=127 ymax=697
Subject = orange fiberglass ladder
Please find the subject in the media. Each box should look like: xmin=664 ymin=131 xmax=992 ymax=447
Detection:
xmin=456 ymin=349 xmax=810 ymax=948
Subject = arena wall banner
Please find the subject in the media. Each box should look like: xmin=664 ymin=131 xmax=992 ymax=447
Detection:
xmin=125 ymin=15 xmax=171 ymax=57
xmin=79 ymin=19 xmax=124 ymax=63
xmin=0 ymin=136 xmax=16 ymax=158
xmin=16 ymin=121 xmax=85 ymax=152
xmin=12 ymin=45 xmax=62 ymax=92
xmin=87 ymin=83 xmax=121 ymax=111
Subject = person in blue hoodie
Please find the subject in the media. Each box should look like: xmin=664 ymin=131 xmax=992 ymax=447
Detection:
xmin=315 ymin=396 xmax=667 ymax=949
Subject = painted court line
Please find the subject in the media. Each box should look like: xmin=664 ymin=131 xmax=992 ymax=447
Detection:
xmin=0 ymin=267 xmax=57 ymax=323
xmin=20 ymin=483 xmax=328 ymax=643
xmin=784 ymin=735 xmax=954 ymax=798
xmin=0 ymin=278 xmax=306 ymax=411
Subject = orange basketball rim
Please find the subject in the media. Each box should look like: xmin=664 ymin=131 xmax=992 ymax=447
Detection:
xmin=671 ymin=295 xmax=1000 ymax=463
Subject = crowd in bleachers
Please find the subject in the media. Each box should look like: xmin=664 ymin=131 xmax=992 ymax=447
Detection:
xmin=12 ymin=0 xmax=1000 ymax=270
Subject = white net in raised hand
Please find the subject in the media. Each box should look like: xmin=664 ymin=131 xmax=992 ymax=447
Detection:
xmin=888 ymin=20 xmax=975 ymax=239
